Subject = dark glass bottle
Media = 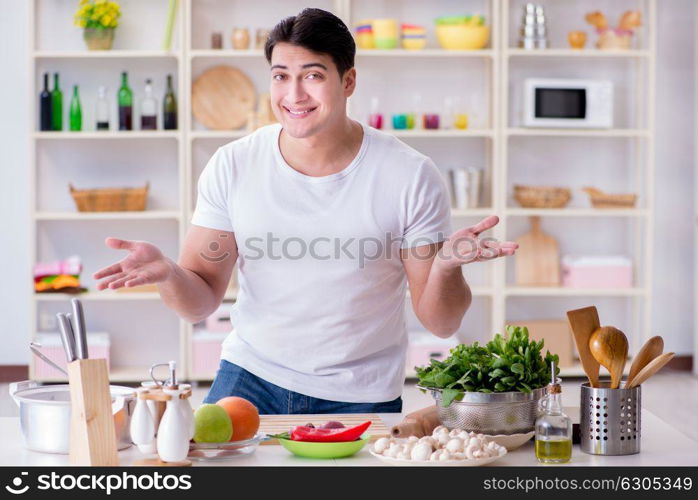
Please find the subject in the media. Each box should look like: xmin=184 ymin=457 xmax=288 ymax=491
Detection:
xmin=69 ymin=85 xmax=82 ymax=131
xmin=51 ymin=73 xmax=63 ymax=131
xmin=163 ymin=74 xmax=177 ymax=130
xmin=118 ymin=71 xmax=133 ymax=131
xmin=39 ymin=73 xmax=52 ymax=131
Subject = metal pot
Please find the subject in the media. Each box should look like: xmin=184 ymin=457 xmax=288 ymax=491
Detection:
xmin=10 ymin=380 xmax=136 ymax=454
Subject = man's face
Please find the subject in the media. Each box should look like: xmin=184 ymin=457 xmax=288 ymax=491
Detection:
xmin=269 ymin=42 xmax=355 ymax=139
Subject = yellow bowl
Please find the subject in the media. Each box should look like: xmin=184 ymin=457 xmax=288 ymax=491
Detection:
xmin=436 ymin=25 xmax=490 ymax=50
xmin=402 ymin=37 xmax=426 ymax=50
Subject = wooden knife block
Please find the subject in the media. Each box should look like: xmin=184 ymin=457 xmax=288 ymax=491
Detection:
xmin=67 ymin=358 xmax=119 ymax=466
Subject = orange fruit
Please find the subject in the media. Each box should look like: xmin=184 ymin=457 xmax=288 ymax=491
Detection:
xmin=216 ymin=396 xmax=260 ymax=441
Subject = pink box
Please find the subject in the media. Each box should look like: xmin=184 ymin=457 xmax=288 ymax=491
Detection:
xmin=205 ymin=304 xmax=233 ymax=333
xmin=562 ymin=255 xmax=633 ymax=288
xmin=192 ymin=331 xmax=229 ymax=376
xmin=34 ymin=332 xmax=110 ymax=379
xmin=407 ymin=333 xmax=458 ymax=372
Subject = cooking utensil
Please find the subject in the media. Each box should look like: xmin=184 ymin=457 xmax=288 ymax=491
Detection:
xmin=420 ymin=386 xmax=547 ymax=435
xmin=191 ymin=66 xmax=256 ymax=130
xmin=589 ymin=326 xmax=628 ymax=389
xmin=625 ymin=336 xmax=664 ymax=388
xmin=9 ymin=380 xmax=135 ymax=454
xmin=625 ymin=352 xmax=675 ymax=389
xmin=580 ymin=382 xmax=640 ymax=456
xmin=566 ymin=306 xmax=601 ymax=387
xmin=277 ymin=434 xmax=370 ymax=459
xmin=71 ymin=298 xmax=89 ymax=359
xmin=515 ymin=216 xmax=560 ymax=286
xmin=56 ymin=312 xmax=77 ymax=363
xmin=29 ymin=342 xmax=68 ymax=376
xmin=391 ymin=405 xmax=441 ymax=438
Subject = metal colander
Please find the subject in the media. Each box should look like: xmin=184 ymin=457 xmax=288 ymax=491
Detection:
xmin=421 ymin=386 xmax=548 ymax=435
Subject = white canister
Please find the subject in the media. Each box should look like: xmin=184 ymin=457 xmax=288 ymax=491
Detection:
xmin=156 ymin=388 xmax=190 ymax=463
xmin=130 ymin=388 xmax=156 ymax=454
xmin=449 ymin=167 xmax=481 ymax=209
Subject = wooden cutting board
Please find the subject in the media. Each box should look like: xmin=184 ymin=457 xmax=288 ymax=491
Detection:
xmin=192 ymin=65 xmax=256 ymax=130
xmin=259 ymin=414 xmax=390 ymax=445
xmin=515 ymin=216 xmax=560 ymax=286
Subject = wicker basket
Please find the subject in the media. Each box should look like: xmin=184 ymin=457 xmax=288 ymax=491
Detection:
xmin=582 ymin=187 xmax=637 ymax=209
xmin=513 ymin=185 xmax=571 ymax=209
xmin=69 ymin=183 xmax=149 ymax=212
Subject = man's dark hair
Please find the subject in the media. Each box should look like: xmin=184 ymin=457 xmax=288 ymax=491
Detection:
xmin=264 ymin=8 xmax=356 ymax=77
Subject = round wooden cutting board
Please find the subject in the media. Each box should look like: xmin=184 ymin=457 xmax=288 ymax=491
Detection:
xmin=192 ymin=66 xmax=256 ymax=130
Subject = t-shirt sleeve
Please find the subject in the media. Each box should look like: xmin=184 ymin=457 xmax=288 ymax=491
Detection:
xmin=401 ymin=158 xmax=452 ymax=249
xmin=191 ymin=147 xmax=235 ymax=232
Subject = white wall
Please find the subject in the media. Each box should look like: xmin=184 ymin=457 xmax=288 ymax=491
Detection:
xmin=0 ymin=0 xmax=694 ymax=365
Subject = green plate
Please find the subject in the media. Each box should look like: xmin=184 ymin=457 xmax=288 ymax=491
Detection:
xmin=276 ymin=434 xmax=370 ymax=459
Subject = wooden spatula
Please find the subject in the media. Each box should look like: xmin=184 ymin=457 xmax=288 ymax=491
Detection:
xmin=566 ymin=306 xmax=601 ymax=387
xmin=625 ymin=336 xmax=664 ymax=388
xmin=589 ymin=326 xmax=628 ymax=389
xmin=625 ymin=352 xmax=675 ymax=388
xmin=515 ymin=216 xmax=560 ymax=286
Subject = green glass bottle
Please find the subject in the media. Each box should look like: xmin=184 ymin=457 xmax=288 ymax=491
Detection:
xmin=51 ymin=73 xmax=63 ymax=131
xmin=163 ymin=74 xmax=177 ymax=130
xmin=69 ymin=85 xmax=82 ymax=131
xmin=118 ymin=71 xmax=133 ymax=130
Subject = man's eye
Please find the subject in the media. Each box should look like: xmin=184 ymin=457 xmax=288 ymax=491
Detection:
xmin=272 ymin=74 xmax=286 ymax=81
xmin=306 ymin=73 xmax=323 ymax=80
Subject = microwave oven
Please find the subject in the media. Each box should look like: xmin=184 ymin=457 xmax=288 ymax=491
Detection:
xmin=523 ymin=78 xmax=613 ymax=129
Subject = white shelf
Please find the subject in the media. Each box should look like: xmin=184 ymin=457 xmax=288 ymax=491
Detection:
xmin=190 ymin=49 xmax=264 ymax=59
xmin=452 ymin=208 xmax=496 ymax=217
xmin=407 ymin=287 xmax=493 ymax=298
xmin=34 ymin=291 xmax=162 ymax=301
xmin=390 ymin=129 xmax=494 ymax=138
xmin=34 ymin=365 xmax=151 ymax=383
xmin=34 ymin=131 xmax=180 ymax=140
xmin=505 ymin=48 xmax=651 ymax=58
xmin=190 ymin=130 xmax=249 ymax=140
xmin=559 ymin=363 xmax=632 ymax=378
xmin=33 ymin=50 xmax=179 ymax=59
xmin=357 ymin=49 xmax=495 ymax=58
xmin=504 ymin=287 xmax=647 ymax=297
xmin=506 ymin=128 xmax=650 ymax=138
xmin=506 ymin=208 xmax=649 ymax=217
xmin=34 ymin=211 xmax=181 ymax=221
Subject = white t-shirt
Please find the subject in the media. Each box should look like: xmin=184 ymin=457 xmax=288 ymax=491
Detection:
xmin=191 ymin=122 xmax=452 ymax=402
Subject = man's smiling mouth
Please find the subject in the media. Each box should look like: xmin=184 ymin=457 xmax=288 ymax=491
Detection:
xmin=283 ymin=106 xmax=317 ymax=117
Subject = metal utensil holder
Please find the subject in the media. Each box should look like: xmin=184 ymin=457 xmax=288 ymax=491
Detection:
xmin=580 ymin=382 xmax=641 ymax=456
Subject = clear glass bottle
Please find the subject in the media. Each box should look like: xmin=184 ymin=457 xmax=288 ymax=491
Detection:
xmin=140 ymin=78 xmax=158 ymax=130
xmin=535 ymin=361 xmax=572 ymax=463
xmin=96 ymin=86 xmax=110 ymax=131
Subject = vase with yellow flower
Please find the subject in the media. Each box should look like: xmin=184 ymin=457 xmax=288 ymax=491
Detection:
xmin=74 ymin=0 xmax=121 ymax=51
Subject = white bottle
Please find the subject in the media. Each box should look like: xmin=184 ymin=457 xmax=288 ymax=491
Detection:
xmin=156 ymin=387 xmax=190 ymax=462
xmin=179 ymin=383 xmax=195 ymax=440
xmin=96 ymin=86 xmax=110 ymax=131
xmin=140 ymin=79 xmax=158 ymax=130
xmin=130 ymin=388 xmax=156 ymax=454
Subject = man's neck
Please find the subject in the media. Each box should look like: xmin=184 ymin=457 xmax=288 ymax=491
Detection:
xmin=279 ymin=117 xmax=363 ymax=177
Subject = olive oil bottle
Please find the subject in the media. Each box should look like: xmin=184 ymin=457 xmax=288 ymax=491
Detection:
xmin=535 ymin=361 xmax=572 ymax=464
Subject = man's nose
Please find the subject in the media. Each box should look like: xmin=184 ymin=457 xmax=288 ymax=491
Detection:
xmin=287 ymin=79 xmax=308 ymax=103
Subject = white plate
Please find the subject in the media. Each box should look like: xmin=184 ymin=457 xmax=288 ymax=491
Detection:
xmin=368 ymin=446 xmax=506 ymax=467
xmin=485 ymin=431 xmax=535 ymax=451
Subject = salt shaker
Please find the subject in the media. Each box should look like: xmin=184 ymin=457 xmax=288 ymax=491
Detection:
xmin=156 ymin=386 xmax=190 ymax=463
xmin=130 ymin=388 xmax=156 ymax=454
xmin=179 ymin=383 xmax=195 ymax=440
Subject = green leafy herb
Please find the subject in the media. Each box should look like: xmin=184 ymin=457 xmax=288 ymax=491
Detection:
xmin=416 ymin=325 xmax=559 ymax=406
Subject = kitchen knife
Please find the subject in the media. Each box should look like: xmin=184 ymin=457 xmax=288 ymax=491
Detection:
xmin=29 ymin=342 xmax=68 ymax=376
xmin=71 ymin=298 xmax=89 ymax=359
xmin=56 ymin=312 xmax=77 ymax=363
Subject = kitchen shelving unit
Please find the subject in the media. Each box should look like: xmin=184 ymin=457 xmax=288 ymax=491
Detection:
xmin=28 ymin=0 xmax=655 ymax=382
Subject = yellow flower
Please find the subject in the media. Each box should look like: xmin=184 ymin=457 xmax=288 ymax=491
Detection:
xmin=101 ymin=15 xmax=111 ymax=26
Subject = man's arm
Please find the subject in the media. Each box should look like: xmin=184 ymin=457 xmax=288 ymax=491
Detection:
xmin=401 ymin=243 xmax=471 ymax=338
xmin=158 ymin=225 xmax=238 ymax=323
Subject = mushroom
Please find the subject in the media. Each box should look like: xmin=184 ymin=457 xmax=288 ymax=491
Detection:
xmin=445 ymin=437 xmax=464 ymax=454
xmin=373 ymin=437 xmax=391 ymax=454
xmin=429 ymin=450 xmax=443 ymax=461
xmin=410 ymin=442 xmax=433 ymax=461
xmin=396 ymin=451 xmax=410 ymax=460
xmin=439 ymin=450 xmax=452 ymax=461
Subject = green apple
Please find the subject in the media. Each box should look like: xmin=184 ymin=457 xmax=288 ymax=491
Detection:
xmin=193 ymin=404 xmax=233 ymax=443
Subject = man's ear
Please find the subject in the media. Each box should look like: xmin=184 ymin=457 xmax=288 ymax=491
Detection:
xmin=343 ymin=68 xmax=357 ymax=98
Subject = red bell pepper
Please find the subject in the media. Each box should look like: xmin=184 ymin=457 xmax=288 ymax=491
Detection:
xmin=290 ymin=420 xmax=371 ymax=442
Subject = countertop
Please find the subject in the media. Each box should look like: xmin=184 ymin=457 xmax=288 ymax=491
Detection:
xmin=1 ymin=409 xmax=696 ymax=467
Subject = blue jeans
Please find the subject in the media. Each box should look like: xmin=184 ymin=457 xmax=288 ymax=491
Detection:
xmin=203 ymin=360 xmax=403 ymax=415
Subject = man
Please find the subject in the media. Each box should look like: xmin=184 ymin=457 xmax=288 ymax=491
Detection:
xmin=94 ymin=8 xmax=518 ymax=414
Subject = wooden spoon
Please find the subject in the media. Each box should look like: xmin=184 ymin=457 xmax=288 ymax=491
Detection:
xmin=589 ymin=326 xmax=628 ymax=389
xmin=625 ymin=352 xmax=675 ymax=388
xmin=566 ymin=306 xmax=601 ymax=387
xmin=624 ymin=336 xmax=664 ymax=388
